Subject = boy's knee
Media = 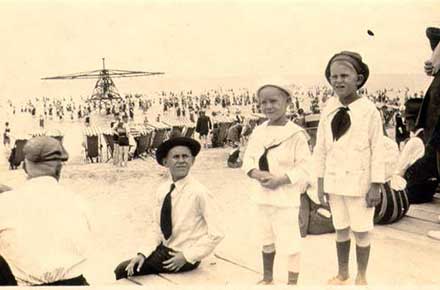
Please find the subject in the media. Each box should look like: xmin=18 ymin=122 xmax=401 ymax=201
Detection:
xmin=353 ymin=231 xmax=370 ymax=247
xmin=335 ymin=227 xmax=351 ymax=242
xmin=287 ymin=253 xmax=301 ymax=272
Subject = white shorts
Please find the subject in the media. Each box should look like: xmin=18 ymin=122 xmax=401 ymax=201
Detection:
xmin=256 ymin=205 xmax=301 ymax=255
xmin=328 ymin=194 xmax=374 ymax=232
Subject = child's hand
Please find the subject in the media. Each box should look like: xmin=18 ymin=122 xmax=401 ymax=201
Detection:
xmin=258 ymin=171 xmax=275 ymax=182
xmin=366 ymin=183 xmax=382 ymax=208
xmin=250 ymin=169 xmax=273 ymax=182
xmin=260 ymin=175 xmax=289 ymax=190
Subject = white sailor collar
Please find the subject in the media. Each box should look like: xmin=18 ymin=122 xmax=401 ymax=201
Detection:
xmin=259 ymin=120 xmax=306 ymax=146
xmin=323 ymin=96 xmax=367 ymax=117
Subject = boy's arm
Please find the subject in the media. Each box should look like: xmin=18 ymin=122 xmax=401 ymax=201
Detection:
xmin=242 ymin=128 xmax=259 ymax=178
xmin=369 ymin=109 xmax=386 ymax=184
xmin=314 ymin=116 xmax=329 ymax=205
xmin=285 ymin=132 xmax=312 ymax=187
xmin=181 ymin=191 xmax=224 ymax=264
xmin=313 ymin=115 xmax=327 ymax=178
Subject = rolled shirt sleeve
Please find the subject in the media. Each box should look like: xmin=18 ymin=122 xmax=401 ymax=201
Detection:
xmin=285 ymin=132 xmax=312 ymax=189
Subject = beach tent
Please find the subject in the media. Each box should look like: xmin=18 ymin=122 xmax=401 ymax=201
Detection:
xmin=145 ymin=121 xmax=171 ymax=155
xmin=129 ymin=124 xmax=153 ymax=159
xmin=304 ymin=113 xmax=321 ymax=148
xmin=82 ymin=126 xmax=106 ymax=163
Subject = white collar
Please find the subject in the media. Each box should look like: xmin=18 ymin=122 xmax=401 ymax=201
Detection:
xmin=167 ymin=173 xmax=191 ymax=192
xmin=260 ymin=120 xmax=305 ymax=145
xmin=324 ymin=96 xmax=366 ymax=116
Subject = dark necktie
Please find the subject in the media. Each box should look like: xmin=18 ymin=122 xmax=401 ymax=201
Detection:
xmin=331 ymin=107 xmax=351 ymax=141
xmin=258 ymin=142 xmax=282 ymax=172
xmin=160 ymin=183 xmax=175 ymax=240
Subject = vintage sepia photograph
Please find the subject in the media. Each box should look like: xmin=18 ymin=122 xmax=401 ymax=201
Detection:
xmin=0 ymin=0 xmax=439 ymax=288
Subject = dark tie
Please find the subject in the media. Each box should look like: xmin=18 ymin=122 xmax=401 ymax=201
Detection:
xmin=160 ymin=183 xmax=175 ymax=240
xmin=331 ymin=107 xmax=351 ymax=141
xmin=258 ymin=142 xmax=282 ymax=172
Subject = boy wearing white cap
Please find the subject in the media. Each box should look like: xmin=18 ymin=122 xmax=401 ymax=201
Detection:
xmin=243 ymin=84 xmax=311 ymax=285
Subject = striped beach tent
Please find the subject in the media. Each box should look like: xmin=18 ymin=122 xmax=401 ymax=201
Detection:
xmin=251 ymin=113 xmax=267 ymax=124
xmin=82 ymin=126 xmax=104 ymax=136
xmin=25 ymin=129 xmax=64 ymax=143
xmin=304 ymin=113 xmax=320 ymax=148
xmin=162 ymin=116 xmax=195 ymax=128
xmin=241 ymin=112 xmax=259 ymax=121
xmin=129 ymin=124 xmax=151 ymax=137
xmin=304 ymin=113 xmax=320 ymax=128
xmin=82 ymin=126 xmax=105 ymax=163
xmin=30 ymin=129 xmax=46 ymax=137
xmin=145 ymin=121 xmax=171 ymax=130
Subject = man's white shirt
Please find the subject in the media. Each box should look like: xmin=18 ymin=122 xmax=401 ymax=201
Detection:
xmin=141 ymin=174 xmax=224 ymax=264
xmin=0 ymin=176 xmax=91 ymax=285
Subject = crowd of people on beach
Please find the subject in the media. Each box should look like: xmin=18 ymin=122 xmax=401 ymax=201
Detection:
xmin=1 ymin=82 xmax=421 ymax=147
xmin=1 ymin=82 xmax=423 ymax=175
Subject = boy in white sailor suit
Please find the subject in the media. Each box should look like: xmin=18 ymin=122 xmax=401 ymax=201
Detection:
xmin=243 ymin=84 xmax=312 ymax=285
xmin=315 ymin=51 xmax=385 ymax=285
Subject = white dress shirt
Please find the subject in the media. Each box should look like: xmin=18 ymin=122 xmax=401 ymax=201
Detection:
xmin=141 ymin=174 xmax=224 ymax=264
xmin=314 ymin=96 xmax=386 ymax=196
xmin=242 ymin=120 xmax=312 ymax=207
xmin=0 ymin=176 xmax=91 ymax=286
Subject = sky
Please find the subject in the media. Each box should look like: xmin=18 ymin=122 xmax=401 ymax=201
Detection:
xmin=0 ymin=0 xmax=438 ymax=98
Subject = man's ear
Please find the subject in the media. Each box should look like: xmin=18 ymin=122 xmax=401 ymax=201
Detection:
xmin=162 ymin=158 xmax=168 ymax=167
xmin=357 ymin=74 xmax=365 ymax=87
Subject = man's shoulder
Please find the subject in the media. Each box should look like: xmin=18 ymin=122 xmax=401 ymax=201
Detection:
xmin=186 ymin=177 xmax=210 ymax=194
xmin=182 ymin=178 xmax=214 ymax=202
